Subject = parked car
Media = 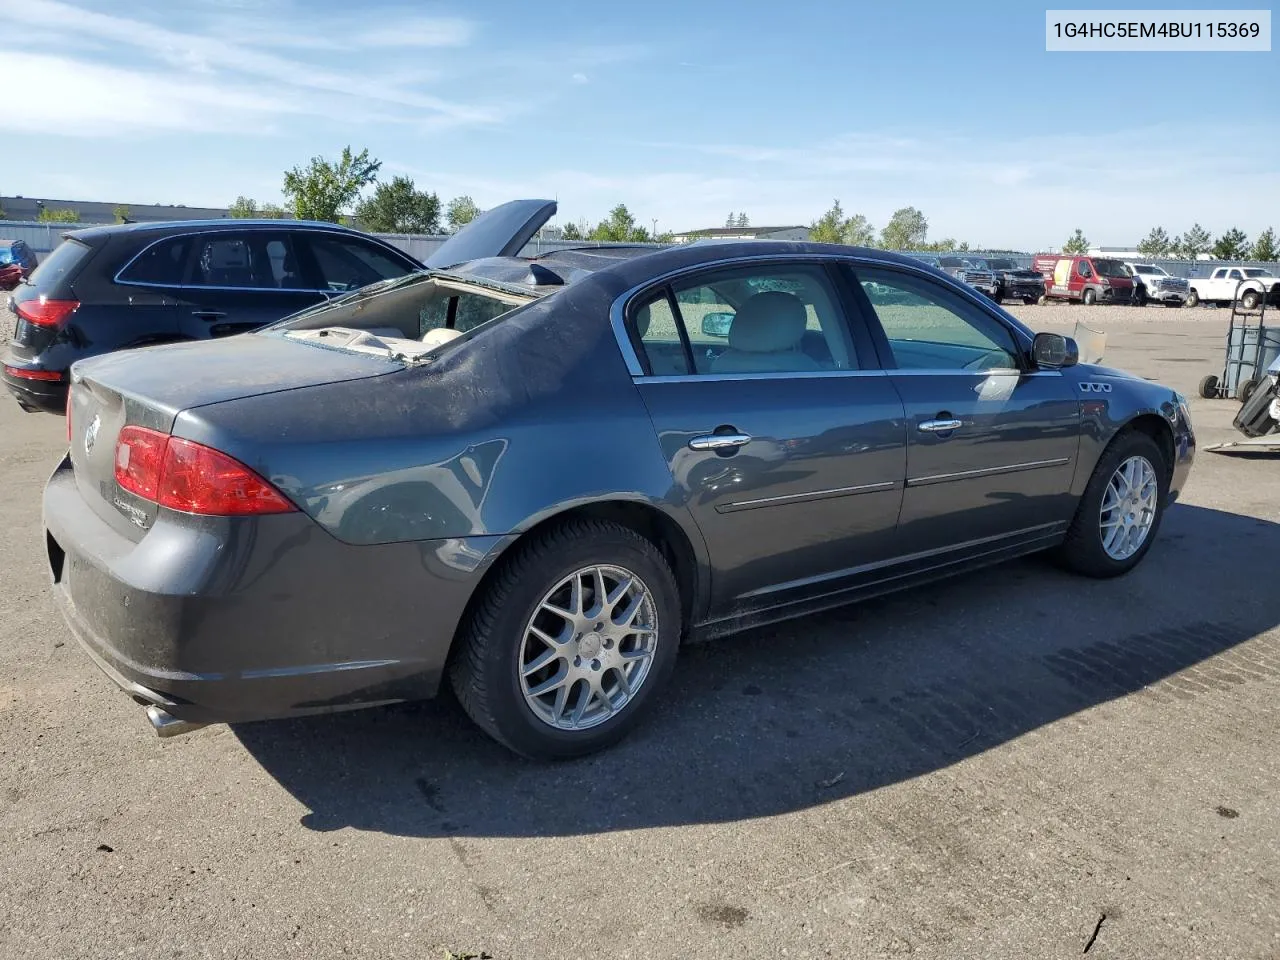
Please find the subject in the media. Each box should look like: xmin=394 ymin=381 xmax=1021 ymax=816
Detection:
xmin=964 ymin=257 xmax=1046 ymax=304
xmin=1124 ymin=263 xmax=1190 ymax=307
xmin=1032 ymin=254 xmax=1137 ymax=305
xmin=44 ymin=199 xmax=1195 ymax=759
xmin=3 ymin=220 xmax=423 ymax=414
xmin=938 ymin=256 xmax=999 ymax=300
xmin=0 ymin=239 xmax=38 ymax=290
xmin=1186 ymin=266 xmax=1280 ymax=309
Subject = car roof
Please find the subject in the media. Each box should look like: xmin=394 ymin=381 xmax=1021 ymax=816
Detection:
xmin=65 ymin=219 xmax=374 ymax=242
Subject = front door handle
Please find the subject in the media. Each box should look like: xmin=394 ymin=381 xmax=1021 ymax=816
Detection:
xmin=918 ymin=418 xmax=963 ymax=433
xmin=689 ymin=433 xmax=752 ymax=451
xmin=192 ymin=310 xmax=227 ymax=320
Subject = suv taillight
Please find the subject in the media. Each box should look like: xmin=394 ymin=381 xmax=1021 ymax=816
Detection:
xmin=16 ymin=297 xmax=80 ymax=328
xmin=114 ymin=426 xmax=295 ymax=516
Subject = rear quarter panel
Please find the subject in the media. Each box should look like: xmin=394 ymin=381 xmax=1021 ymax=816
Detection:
xmin=174 ymin=278 xmax=704 ymax=555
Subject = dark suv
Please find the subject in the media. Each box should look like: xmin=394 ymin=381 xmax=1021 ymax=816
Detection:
xmin=3 ymin=220 xmax=422 ymax=413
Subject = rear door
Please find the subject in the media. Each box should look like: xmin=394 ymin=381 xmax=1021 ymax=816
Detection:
xmin=626 ymin=260 xmax=907 ymax=615
xmin=849 ymin=264 xmax=1081 ymax=558
xmin=165 ymin=230 xmax=325 ymax=338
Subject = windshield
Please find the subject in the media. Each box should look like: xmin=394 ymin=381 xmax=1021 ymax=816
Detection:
xmin=985 ymin=258 xmax=1016 ymax=270
xmin=1133 ymin=265 xmax=1155 ymax=275
xmin=1095 ymin=259 xmax=1130 ymax=278
xmin=0 ymin=248 xmax=14 ymax=266
xmin=939 ymin=257 xmax=971 ymax=268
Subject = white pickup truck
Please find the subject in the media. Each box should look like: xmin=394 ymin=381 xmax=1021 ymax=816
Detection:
xmin=1124 ymin=263 xmax=1190 ymax=307
xmin=1187 ymin=266 xmax=1280 ymax=310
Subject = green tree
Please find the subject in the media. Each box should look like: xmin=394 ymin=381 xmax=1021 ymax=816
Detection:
xmin=809 ymin=200 xmax=876 ymax=246
xmin=1062 ymin=228 xmax=1089 ymax=255
xmin=112 ymin=204 xmax=131 ymax=224
xmin=1251 ymin=227 xmax=1278 ymax=262
xmin=37 ymin=207 xmax=80 ymax=223
xmin=560 ymin=218 xmax=591 ymax=241
xmin=1166 ymin=233 xmax=1184 ymax=259
xmin=880 ymin=206 xmax=929 ymax=250
xmin=725 ymin=211 xmax=736 ymax=228
xmin=228 ymin=196 xmax=259 ymax=218
xmin=354 ymin=176 xmax=441 ymax=233
xmin=736 ymin=212 xmax=750 ymax=228
xmin=1136 ymin=226 xmax=1171 ymax=258
xmin=282 ymin=146 xmax=381 ymax=223
xmin=446 ymin=195 xmax=480 ymax=232
xmin=1211 ymin=227 xmax=1249 ymax=261
xmin=1181 ymin=222 xmax=1212 ymax=259
xmin=260 ymin=203 xmax=287 ymax=220
xmin=590 ymin=203 xmax=651 ymax=242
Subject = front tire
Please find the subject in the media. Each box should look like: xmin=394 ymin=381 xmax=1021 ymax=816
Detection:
xmin=1241 ymin=290 xmax=1261 ymax=311
xmin=1082 ymin=288 xmax=1098 ymax=306
xmin=449 ymin=519 xmax=681 ymax=760
xmin=1186 ymin=290 xmax=1200 ymax=307
xmin=1056 ymin=431 xmax=1169 ymax=578
xmin=1237 ymin=378 xmax=1258 ymax=403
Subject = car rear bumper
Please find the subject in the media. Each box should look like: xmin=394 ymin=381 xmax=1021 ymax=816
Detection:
xmin=2 ymin=362 xmax=68 ymax=414
xmin=42 ymin=454 xmax=503 ymax=726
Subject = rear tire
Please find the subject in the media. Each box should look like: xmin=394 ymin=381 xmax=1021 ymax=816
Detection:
xmin=1082 ymin=288 xmax=1098 ymax=306
xmin=1237 ymin=378 xmax=1258 ymax=403
xmin=1056 ymin=431 xmax=1168 ymax=579
xmin=1199 ymin=374 xmax=1220 ymax=398
xmin=1186 ymin=290 xmax=1200 ymax=307
xmin=449 ymin=518 xmax=681 ymax=760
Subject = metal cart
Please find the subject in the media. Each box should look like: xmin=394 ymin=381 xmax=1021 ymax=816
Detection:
xmin=1199 ymin=278 xmax=1280 ymax=402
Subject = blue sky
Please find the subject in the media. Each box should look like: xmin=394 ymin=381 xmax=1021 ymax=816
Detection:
xmin=4 ymin=0 xmax=1277 ymax=248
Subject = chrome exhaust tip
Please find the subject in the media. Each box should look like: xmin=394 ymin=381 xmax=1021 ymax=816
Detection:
xmin=145 ymin=704 xmax=208 ymax=739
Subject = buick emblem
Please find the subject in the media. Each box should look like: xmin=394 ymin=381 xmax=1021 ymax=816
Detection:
xmin=84 ymin=415 xmax=101 ymax=456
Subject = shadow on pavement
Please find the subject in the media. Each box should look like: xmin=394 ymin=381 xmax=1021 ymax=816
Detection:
xmin=235 ymin=503 xmax=1280 ymax=838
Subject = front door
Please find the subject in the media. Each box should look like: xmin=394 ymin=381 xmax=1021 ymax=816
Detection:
xmin=849 ymin=265 xmax=1081 ymax=558
xmin=627 ymin=261 xmax=907 ymax=615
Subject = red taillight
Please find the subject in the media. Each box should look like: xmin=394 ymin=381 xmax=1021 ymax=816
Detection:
xmin=3 ymin=364 xmax=64 ymax=381
xmin=15 ymin=297 xmax=79 ymax=328
xmin=113 ymin=426 xmax=294 ymax=516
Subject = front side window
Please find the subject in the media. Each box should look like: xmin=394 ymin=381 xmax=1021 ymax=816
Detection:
xmin=855 ymin=267 xmax=1020 ymax=372
xmin=1078 ymin=261 xmax=1093 ymax=277
xmin=630 ymin=263 xmax=856 ymax=376
xmin=302 ymin=235 xmax=411 ymax=292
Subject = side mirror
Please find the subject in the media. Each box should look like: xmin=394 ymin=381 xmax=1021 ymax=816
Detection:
xmin=1033 ymin=332 xmax=1079 ymax=369
xmin=701 ymin=311 xmax=734 ymax=338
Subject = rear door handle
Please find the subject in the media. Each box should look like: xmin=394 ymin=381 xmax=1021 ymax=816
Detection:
xmin=192 ymin=310 xmax=227 ymax=320
xmin=918 ymin=418 xmax=963 ymax=433
xmin=689 ymin=433 xmax=752 ymax=451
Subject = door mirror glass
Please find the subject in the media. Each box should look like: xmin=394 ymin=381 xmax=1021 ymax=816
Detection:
xmin=1033 ymin=332 xmax=1079 ymax=369
xmin=700 ymin=311 xmax=735 ymax=338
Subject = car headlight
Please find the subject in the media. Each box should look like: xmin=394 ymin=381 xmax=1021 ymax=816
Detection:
xmin=1174 ymin=392 xmax=1192 ymax=424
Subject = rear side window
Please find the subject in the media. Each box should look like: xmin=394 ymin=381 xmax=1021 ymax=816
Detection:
xmin=301 ymin=235 xmax=411 ymax=292
xmin=29 ymin=238 xmax=92 ymax=289
xmin=188 ymin=232 xmax=298 ymax=289
xmin=118 ymin=236 xmax=192 ymax=285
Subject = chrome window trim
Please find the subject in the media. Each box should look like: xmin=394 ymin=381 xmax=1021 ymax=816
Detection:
xmin=112 ymin=226 xmax=415 ymax=295
xmin=634 ymin=369 xmax=889 ymax=385
xmin=717 ymin=480 xmax=898 ymax=514
xmin=907 ymin=457 xmax=1071 ymax=487
xmin=607 ymin=251 xmax=1035 ymax=379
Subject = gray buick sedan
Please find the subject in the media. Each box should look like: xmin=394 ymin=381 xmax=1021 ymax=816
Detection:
xmin=44 ymin=200 xmax=1195 ymax=759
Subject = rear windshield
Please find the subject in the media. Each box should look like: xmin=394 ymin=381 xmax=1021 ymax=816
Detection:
xmin=1095 ymin=259 xmax=1129 ymax=278
xmin=27 ymin=238 xmax=91 ymax=289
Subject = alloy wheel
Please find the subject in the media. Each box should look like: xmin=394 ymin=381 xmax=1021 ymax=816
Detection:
xmin=1099 ymin=455 xmax=1158 ymax=561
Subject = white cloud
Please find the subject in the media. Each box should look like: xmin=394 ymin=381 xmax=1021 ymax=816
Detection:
xmin=5 ymin=0 xmax=497 ymax=130
xmin=572 ymin=72 xmax=589 ymax=84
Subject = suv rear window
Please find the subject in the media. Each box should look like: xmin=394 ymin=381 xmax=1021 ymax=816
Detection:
xmin=27 ymin=238 xmax=91 ymax=290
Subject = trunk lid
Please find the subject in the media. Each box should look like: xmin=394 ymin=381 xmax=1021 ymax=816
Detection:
xmin=7 ymin=236 xmax=95 ymax=356
xmin=67 ymin=332 xmax=403 ymax=534
xmin=424 ymin=199 xmax=557 ymax=269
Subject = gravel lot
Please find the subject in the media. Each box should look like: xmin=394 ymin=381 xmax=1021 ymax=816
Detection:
xmin=1 ymin=304 xmax=1278 ymax=959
